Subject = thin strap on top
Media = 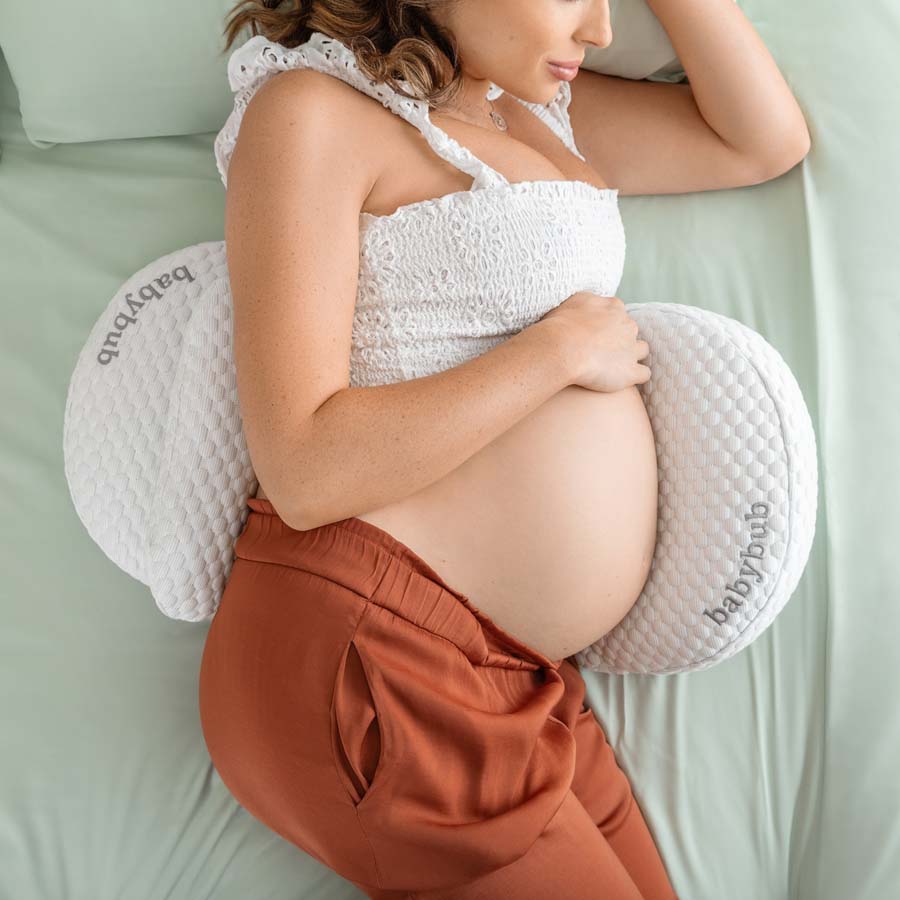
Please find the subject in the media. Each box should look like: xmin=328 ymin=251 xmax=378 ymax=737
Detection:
xmin=215 ymin=31 xmax=509 ymax=191
xmin=510 ymin=81 xmax=588 ymax=162
xmin=486 ymin=79 xmax=585 ymax=162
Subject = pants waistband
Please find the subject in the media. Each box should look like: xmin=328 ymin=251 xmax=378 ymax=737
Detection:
xmin=235 ymin=498 xmax=564 ymax=671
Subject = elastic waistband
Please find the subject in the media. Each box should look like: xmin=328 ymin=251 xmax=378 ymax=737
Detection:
xmin=236 ymin=498 xmax=563 ymax=671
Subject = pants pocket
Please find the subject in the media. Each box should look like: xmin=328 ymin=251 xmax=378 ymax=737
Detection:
xmin=330 ymin=635 xmax=385 ymax=807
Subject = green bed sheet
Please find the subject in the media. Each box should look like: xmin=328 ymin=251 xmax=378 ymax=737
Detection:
xmin=1 ymin=3 xmax=898 ymax=897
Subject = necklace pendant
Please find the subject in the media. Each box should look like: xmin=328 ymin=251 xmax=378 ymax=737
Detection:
xmin=489 ymin=110 xmax=508 ymax=132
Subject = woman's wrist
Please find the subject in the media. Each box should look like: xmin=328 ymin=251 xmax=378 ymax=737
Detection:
xmin=523 ymin=319 xmax=580 ymax=389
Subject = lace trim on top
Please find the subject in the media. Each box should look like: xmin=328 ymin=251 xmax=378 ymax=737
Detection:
xmin=480 ymin=78 xmax=584 ymax=160
xmin=214 ymin=31 xmax=586 ymax=189
xmin=509 ymin=81 xmax=587 ymax=162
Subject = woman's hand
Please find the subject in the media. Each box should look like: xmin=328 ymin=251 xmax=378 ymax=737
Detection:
xmin=538 ymin=291 xmax=651 ymax=393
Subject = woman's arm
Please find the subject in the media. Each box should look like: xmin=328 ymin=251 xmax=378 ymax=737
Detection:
xmin=568 ymin=0 xmax=811 ymax=196
xmin=644 ymin=0 xmax=811 ymax=165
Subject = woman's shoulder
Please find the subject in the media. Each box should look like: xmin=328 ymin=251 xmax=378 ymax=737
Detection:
xmin=250 ymin=65 xmax=386 ymax=128
xmin=218 ymin=64 xmax=392 ymax=193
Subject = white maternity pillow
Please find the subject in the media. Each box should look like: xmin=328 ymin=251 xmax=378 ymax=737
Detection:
xmin=63 ymin=240 xmax=818 ymax=675
xmin=64 ymin=242 xmax=250 ymax=623
xmin=574 ymin=302 xmax=818 ymax=675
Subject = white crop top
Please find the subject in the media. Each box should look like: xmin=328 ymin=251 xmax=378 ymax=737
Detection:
xmin=215 ymin=30 xmax=627 ymax=388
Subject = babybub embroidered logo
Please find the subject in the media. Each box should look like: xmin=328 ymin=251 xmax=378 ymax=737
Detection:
xmin=703 ymin=501 xmax=772 ymax=627
xmin=96 ymin=265 xmax=196 ymax=365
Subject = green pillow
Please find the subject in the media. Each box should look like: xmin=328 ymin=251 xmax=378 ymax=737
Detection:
xmin=585 ymin=0 xmax=688 ymax=82
xmin=0 ymin=0 xmax=246 ymax=149
xmin=0 ymin=0 xmax=689 ymax=150
xmin=585 ymin=0 xmax=735 ymax=82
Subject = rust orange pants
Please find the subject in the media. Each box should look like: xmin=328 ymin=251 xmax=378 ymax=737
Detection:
xmin=199 ymin=498 xmax=679 ymax=899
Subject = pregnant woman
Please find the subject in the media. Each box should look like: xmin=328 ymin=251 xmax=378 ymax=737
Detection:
xmin=198 ymin=0 xmax=809 ymax=897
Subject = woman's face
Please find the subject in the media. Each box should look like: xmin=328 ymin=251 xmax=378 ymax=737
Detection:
xmin=432 ymin=0 xmax=613 ymax=107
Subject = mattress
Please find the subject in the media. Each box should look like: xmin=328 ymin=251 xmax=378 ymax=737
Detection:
xmin=1 ymin=9 xmax=898 ymax=897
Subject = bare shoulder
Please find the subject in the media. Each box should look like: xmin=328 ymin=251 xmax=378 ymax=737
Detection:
xmin=251 ymin=65 xmax=386 ymax=124
xmin=240 ymin=66 xmax=391 ymax=194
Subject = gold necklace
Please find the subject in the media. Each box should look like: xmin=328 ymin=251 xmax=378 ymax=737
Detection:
xmin=488 ymin=98 xmax=509 ymax=132
xmin=441 ymin=90 xmax=508 ymax=133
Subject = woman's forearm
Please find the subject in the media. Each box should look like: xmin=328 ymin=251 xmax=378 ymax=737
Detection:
xmin=644 ymin=0 xmax=811 ymax=164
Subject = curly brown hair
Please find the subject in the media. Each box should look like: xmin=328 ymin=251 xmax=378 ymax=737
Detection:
xmin=221 ymin=0 xmax=469 ymax=111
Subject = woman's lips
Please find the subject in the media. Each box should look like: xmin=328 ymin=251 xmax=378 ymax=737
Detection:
xmin=547 ymin=62 xmax=579 ymax=81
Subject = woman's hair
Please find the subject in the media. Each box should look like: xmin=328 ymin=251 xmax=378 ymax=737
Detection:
xmin=222 ymin=0 xmax=468 ymax=111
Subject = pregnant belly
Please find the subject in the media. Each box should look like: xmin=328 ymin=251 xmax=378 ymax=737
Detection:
xmin=353 ymin=384 xmax=660 ymax=663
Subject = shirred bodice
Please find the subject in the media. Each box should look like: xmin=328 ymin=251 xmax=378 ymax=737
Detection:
xmin=216 ymin=31 xmax=626 ymax=387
